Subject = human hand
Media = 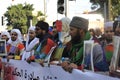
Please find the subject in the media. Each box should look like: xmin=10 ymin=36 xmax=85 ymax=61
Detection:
xmin=60 ymin=61 xmax=69 ymax=68
xmin=27 ymin=55 xmax=35 ymax=63
xmin=60 ymin=61 xmax=70 ymax=71
xmin=109 ymin=65 xmax=115 ymax=72
xmin=61 ymin=62 xmax=77 ymax=73
xmin=34 ymin=59 xmax=44 ymax=67
xmin=69 ymin=63 xmax=78 ymax=69
xmin=7 ymin=55 xmax=14 ymax=59
xmin=66 ymin=63 xmax=78 ymax=73
xmin=7 ymin=55 xmax=14 ymax=62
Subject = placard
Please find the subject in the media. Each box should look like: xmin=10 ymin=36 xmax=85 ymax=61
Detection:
xmin=110 ymin=36 xmax=120 ymax=71
xmin=110 ymin=36 xmax=120 ymax=77
xmin=83 ymin=40 xmax=94 ymax=72
xmin=0 ymin=39 xmax=7 ymax=56
xmin=2 ymin=59 xmax=119 ymax=80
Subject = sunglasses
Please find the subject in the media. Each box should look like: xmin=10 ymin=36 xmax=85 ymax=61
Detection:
xmin=11 ymin=33 xmax=18 ymax=36
xmin=35 ymin=28 xmax=40 ymax=31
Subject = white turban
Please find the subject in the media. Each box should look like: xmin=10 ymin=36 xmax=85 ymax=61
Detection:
xmin=28 ymin=26 xmax=35 ymax=31
xmin=27 ymin=26 xmax=35 ymax=40
xmin=104 ymin=21 xmax=113 ymax=28
xmin=25 ymin=26 xmax=39 ymax=51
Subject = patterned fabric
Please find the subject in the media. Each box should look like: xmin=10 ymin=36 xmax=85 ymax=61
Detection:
xmin=34 ymin=33 xmax=55 ymax=59
xmin=51 ymin=45 xmax=65 ymax=61
xmin=7 ymin=43 xmax=24 ymax=55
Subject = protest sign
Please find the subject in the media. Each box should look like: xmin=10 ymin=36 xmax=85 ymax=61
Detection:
xmin=2 ymin=59 xmax=119 ymax=80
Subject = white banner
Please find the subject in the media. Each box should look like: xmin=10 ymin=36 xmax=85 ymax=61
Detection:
xmin=3 ymin=59 xmax=120 ymax=80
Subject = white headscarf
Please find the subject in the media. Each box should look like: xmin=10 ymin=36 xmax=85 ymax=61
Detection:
xmin=8 ymin=29 xmax=23 ymax=46
xmin=1 ymin=31 xmax=10 ymax=39
xmin=104 ymin=21 xmax=113 ymax=29
xmin=60 ymin=17 xmax=71 ymax=33
xmin=59 ymin=17 xmax=71 ymax=44
xmin=29 ymin=26 xmax=35 ymax=31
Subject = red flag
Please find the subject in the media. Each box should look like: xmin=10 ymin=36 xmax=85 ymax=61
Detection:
xmin=56 ymin=20 xmax=62 ymax=32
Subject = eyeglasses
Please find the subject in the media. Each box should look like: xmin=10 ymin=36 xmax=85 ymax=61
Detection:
xmin=11 ymin=33 xmax=18 ymax=36
xmin=35 ymin=28 xmax=40 ymax=31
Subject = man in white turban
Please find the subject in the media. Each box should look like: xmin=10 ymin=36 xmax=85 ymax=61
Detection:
xmin=103 ymin=21 xmax=114 ymax=65
xmin=22 ymin=26 xmax=39 ymax=61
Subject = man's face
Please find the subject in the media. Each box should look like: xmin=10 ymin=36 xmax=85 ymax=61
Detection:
xmin=29 ymin=30 xmax=36 ymax=40
xmin=35 ymin=26 xmax=43 ymax=38
xmin=52 ymin=26 xmax=58 ymax=36
xmin=69 ymin=27 xmax=81 ymax=44
xmin=95 ymin=28 xmax=102 ymax=37
xmin=11 ymin=32 xmax=18 ymax=41
xmin=104 ymin=27 xmax=114 ymax=42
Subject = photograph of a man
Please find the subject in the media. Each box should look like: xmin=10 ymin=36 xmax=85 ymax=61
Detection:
xmin=0 ymin=40 xmax=5 ymax=53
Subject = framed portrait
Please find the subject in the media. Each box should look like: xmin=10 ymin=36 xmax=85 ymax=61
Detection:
xmin=83 ymin=40 xmax=94 ymax=72
xmin=0 ymin=39 xmax=7 ymax=56
xmin=116 ymin=37 xmax=120 ymax=72
xmin=110 ymin=36 xmax=120 ymax=77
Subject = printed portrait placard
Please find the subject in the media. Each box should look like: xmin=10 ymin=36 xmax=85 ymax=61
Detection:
xmin=0 ymin=39 xmax=7 ymax=56
xmin=83 ymin=40 xmax=94 ymax=72
xmin=110 ymin=36 xmax=120 ymax=72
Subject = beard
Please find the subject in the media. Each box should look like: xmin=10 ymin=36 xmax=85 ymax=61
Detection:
xmin=36 ymin=33 xmax=43 ymax=39
xmin=106 ymin=38 xmax=112 ymax=44
xmin=71 ymin=32 xmax=81 ymax=44
xmin=106 ymin=35 xmax=113 ymax=44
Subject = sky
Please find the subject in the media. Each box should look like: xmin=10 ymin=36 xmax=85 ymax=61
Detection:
xmin=0 ymin=0 xmax=92 ymax=29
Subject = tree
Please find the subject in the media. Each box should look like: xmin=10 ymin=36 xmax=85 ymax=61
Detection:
xmin=111 ymin=0 xmax=120 ymax=18
xmin=4 ymin=3 xmax=45 ymax=34
xmin=90 ymin=0 xmax=120 ymax=21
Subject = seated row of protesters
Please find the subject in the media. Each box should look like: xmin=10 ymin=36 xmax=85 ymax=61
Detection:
xmin=60 ymin=16 xmax=109 ymax=72
xmin=89 ymin=21 xmax=114 ymax=66
xmin=0 ymin=29 xmax=24 ymax=59
xmin=88 ymin=20 xmax=120 ymax=73
xmin=0 ymin=16 xmax=111 ymax=73
xmin=0 ymin=21 xmax=55 ymax=62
